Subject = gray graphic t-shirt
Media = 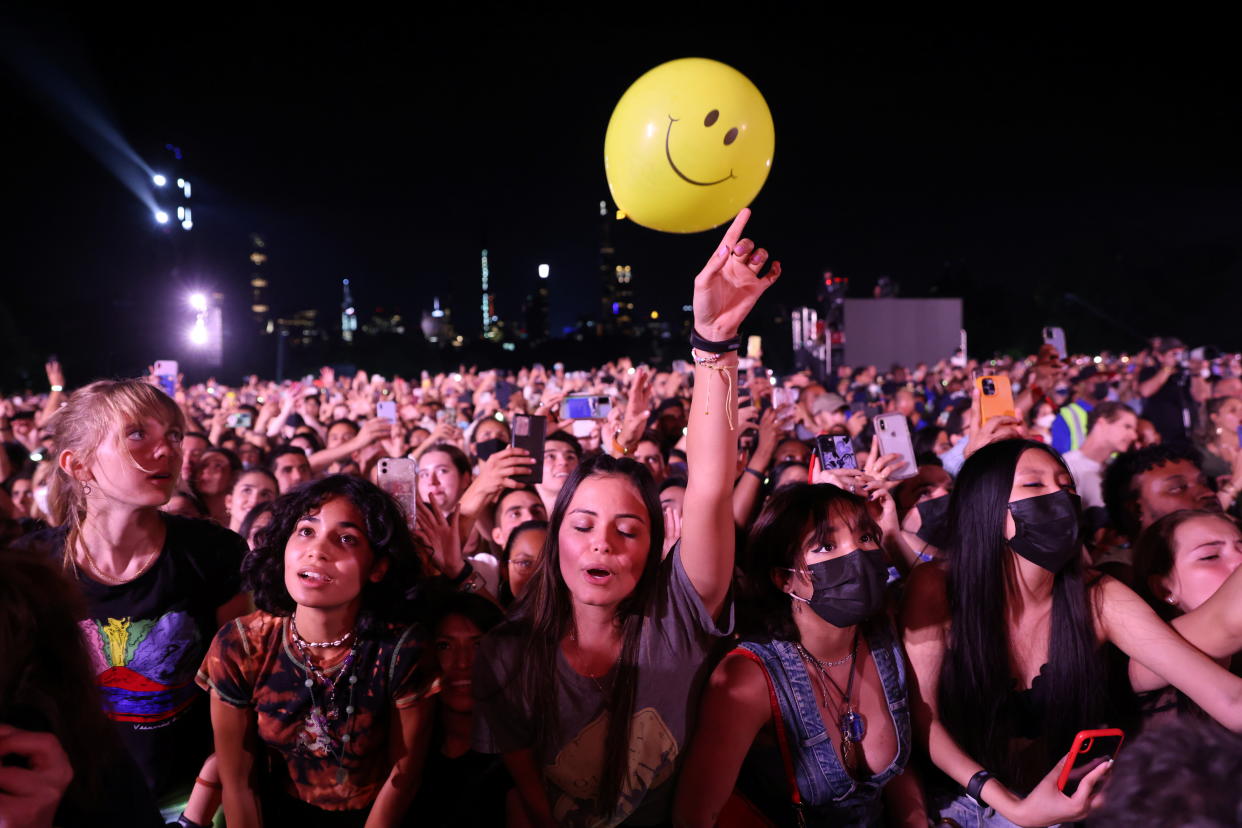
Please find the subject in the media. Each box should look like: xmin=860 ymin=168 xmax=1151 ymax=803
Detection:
xmin=472 ymin=546 xmax=732 ymax=826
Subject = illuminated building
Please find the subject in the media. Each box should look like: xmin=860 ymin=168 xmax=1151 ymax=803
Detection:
xmin=481 ymin=249 xmax=501 ymax=340
xmin=341 ymin=278 xmax=357 ymax=344
xmin=421 ymin=296 xmax=454 ymax=344
xmin=248 ymin=233 xmax=272 ymax=332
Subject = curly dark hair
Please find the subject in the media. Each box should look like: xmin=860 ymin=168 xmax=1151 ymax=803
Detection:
xmin=1102 ymin=444 xmax=1203 ymax=539
xmin=242 ymin=474 xmax=425 ymax=627
xmin=1090 ymin=717 xmax=1242 ymax=827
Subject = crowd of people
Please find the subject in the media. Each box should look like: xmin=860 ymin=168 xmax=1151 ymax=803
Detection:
xmin=2 ymin=210 xmax=1242 ymax=827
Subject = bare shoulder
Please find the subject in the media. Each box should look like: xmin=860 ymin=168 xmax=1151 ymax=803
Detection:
xmin=708 ymin=650 xmax=774 ymax=718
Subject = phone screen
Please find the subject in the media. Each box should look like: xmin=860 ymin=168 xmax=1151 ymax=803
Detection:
xmin=815 ymin=435 xmax=858 ymax=471
xmin=376 ymin=401 xmax=397 ymax=423
xmin=1060 ymin=731 xmax=1124 ymax=796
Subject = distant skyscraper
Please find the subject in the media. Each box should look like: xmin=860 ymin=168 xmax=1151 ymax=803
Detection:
xmin=248 ymin=233 xmax=272 ymax=332
xmin=523 ymin=264 xmax=550 ymax=342
xmin=611 ymin=265 xmax=635 ymax=335
xmin=598 ymin=200 xmax=616 ymax=332
xmin=341 ymin=278 xmax=357 ymax=343
xmin=421 ymin=296 xmax=454 ymax=344
xmin=481 ymin=249 xmax=501 ymax=340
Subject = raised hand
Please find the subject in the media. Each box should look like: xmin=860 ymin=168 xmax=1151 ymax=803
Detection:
xmin=692 ymin=208 xmax=781 ymax=342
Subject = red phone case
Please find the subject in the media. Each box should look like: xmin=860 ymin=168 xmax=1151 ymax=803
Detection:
xmin=1056 ymin=728 xmax=1124 ymax=793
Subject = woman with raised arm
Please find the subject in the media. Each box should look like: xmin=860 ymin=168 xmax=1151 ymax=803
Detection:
xmin=901 ymin=439 xmax=1242 ymax=828
xmin=472 ymin=209 xmax=780 ymax=827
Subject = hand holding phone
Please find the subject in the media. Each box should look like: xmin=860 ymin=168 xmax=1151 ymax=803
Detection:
xmin=975 ymin=375 xmax=1016 ymax=422
xmin=377 ymin=458 xmax=419 ymax=516
xmin=153 ymin=360 xmax=178 ymax=397
xmin=814 ymin=435 xmax=857 ymax=472
xmin=511 ymin=414 xmax=547 ymax=485
xmin=872 ymin=414 xmax=917 ymax=480
xmin=1057 ymin=728 xmax=1123 ymax=795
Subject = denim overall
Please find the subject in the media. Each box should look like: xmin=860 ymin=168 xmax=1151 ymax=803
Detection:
xmin=737 ymin=620 xmax=912 ymax=827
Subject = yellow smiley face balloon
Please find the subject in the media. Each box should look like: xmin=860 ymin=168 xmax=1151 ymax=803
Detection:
xmin=605 ymin=58 xmax=775 ymax=234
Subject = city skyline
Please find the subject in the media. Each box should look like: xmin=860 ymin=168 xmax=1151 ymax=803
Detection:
xmin=2 ymin=15 xmax=1240 ymax=386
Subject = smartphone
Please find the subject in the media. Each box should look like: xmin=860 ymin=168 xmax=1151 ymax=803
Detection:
xmin=872 ymin=414 xmax=918 ymax=480
xmin=950 ymin=330 xmax=968 ymax=368
xmin=746 ymin=335 xmax=763 ymax=359
xmin=771 ymin=387 xmax=792 ymax=409
xmin=435 ymin=409 xmax=451 ymax=424
xmin=226 ymin=412 xmax=253 ymax=430
xmin=561 ymin=395 xmax=612 ymax=420
xmin=376 ymin=401 xmax=397 ymax=423
xmin=975 ymin=375 xmax=1016 ymax=422
xmin=153 ymin=360 xmax=178 ymax=397
xmin=671 ymin=359 xmax=690 ymax=374
xmin=511 ymin=414 xmax=547 ymax=485
xmin=1057 ymin=728 xmax=1124 ymax=795
xmin=814 ymin=435 xmax=858 ymax=472
xmin=1042 ymin=326 xmax=1067 ymax=360
xmin=377 ymin=458 xmax=419 ymax=514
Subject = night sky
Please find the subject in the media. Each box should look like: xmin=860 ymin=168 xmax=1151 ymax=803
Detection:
xmin=3 ymin=13 xmax=1240 ymax=386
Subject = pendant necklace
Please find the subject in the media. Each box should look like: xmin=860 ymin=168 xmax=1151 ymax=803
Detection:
xmin=796 ymin=630 xmax=866 ymax=776
xmin=290 ymin=617 xmax=359 ymax=786
xmin=569 ymin=628 xmax=616 ymax=698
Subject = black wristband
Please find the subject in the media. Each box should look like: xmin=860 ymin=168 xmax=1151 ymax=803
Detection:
xmin=690 ymin=328 xmax=741 ymax=354
xmin=966 ymin=769 xmax=993 ymax=804
xmin=742 ymin=467 xmax=765 ymax=483
xmin=448 ymin=561 xmax=474 ymax=586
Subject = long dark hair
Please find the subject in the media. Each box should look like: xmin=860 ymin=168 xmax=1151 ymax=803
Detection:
xmin=937 ymin=439 xmax=1106 ymax=791
xmin=242 ymin=475 xmax=425 ymax=628
xmin=739 ymin=483 xmax=881 ymax=642
xmin=0 ymin=549 xmax=119 ymax=809
xmin=489 ymin=453 xmax=663 ymax=820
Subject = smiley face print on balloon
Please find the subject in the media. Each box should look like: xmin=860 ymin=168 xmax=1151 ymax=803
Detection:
xmin=605 ymin=58 xmax=775 ymax=234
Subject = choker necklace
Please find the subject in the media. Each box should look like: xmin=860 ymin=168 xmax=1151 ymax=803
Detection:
xmin=291 ymin=616 xmax=354 ymax=648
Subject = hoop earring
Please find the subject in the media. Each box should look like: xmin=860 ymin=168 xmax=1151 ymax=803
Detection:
xmin=83 ymin=483 xmax=92 ymax=496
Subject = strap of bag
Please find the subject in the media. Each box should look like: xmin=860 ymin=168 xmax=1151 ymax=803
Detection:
xmin=731 ymin=647 xmax=805 ymax=823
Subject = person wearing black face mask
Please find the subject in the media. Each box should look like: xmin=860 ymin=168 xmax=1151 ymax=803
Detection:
xmin=895 ymin=462 xmax=955 ymax=561
xmin=676 ymin=484 xmax=924 ymax=827
xmin=902 ymin=439 xmax=1242 ymax=828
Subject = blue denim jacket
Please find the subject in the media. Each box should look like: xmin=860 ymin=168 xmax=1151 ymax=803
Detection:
xmin=737 ymin=619 xmax=912 ymax=827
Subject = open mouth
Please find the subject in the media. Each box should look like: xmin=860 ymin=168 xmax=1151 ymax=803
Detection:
xmin=583 ymin=567 xmax=613 ymax=585
xmin=298 ymin=570 xmax=334 ymax=585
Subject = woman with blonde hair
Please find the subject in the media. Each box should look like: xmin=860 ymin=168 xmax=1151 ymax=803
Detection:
xmin=12 ymin=378 xmax=250 ymax=824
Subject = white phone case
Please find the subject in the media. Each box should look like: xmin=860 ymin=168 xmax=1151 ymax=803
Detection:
xmin=873 ymin=414 xmax=918 ymax=480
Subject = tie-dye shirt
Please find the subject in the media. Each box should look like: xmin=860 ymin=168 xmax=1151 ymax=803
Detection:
xmin=198 ymin=611 xmax=436 ymax=811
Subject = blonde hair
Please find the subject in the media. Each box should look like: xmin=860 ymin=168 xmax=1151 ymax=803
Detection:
xmin=47 ymin=380 xmax=185 ymax=562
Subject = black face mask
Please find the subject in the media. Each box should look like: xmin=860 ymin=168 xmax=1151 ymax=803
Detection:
xmin=1007 ymin=489 xmax=1083 ymax=572
xmin=788 ymin=548 xmax=888 ymax=627
xmin=915 ymin=494 xmax=952 ymax=547
xmin=475 ymin=438 xmax=507 ymax=462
